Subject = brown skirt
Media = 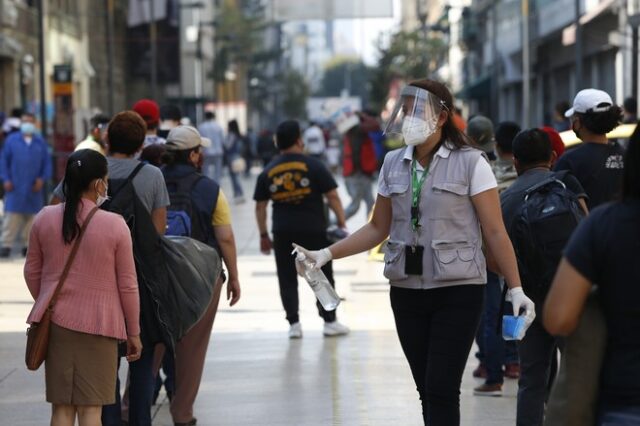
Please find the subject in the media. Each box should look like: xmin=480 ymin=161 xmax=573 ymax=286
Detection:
xmin=45 ymin=323 xmax=118 ymax=405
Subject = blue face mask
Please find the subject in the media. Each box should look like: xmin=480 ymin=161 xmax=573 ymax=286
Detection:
xmin=20 ymin=122 xmax=37 ymax=136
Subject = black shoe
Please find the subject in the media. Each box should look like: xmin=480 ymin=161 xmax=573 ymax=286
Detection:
xmin=0 ymin=247 xmax=10 ymax=258
xmin=174 ymin=418 xmax=197 ymax=426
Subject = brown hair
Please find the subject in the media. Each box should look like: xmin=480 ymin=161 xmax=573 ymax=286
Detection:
xmin=107 ymin=111 xmax=148 ymax=155
xmin=409 ymin=79 xmax=474 ymax=150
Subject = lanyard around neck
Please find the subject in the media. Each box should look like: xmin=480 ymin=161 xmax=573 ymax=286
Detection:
xmin=411 ymin=158 xmax=429 ymax=232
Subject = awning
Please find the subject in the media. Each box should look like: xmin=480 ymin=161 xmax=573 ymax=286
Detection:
xmin=456 ymin=75 xmax=491 ymax=100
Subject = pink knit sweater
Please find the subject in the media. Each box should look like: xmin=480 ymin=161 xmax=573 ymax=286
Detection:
xmin=24 ymin=199 xmax=140 ymax=340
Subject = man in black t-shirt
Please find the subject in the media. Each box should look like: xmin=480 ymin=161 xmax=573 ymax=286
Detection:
xmin=254 ymin=120 xmax=349 ymax=339
xmin=554 ymin=88 xmax=625 ymax=209
xmin=500 ymin=129 xmax=588 ymax=426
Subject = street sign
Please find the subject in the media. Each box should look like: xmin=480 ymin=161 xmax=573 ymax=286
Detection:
xmin=52 ymin=64 xmax=75 ymax=181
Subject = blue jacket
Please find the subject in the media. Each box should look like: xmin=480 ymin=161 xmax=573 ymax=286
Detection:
xmin=0 ymin=132 xmax=52 ymax=214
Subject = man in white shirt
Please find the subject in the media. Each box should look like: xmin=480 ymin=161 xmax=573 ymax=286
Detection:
xmin=198 ymin=111 xmax=225 ymax=182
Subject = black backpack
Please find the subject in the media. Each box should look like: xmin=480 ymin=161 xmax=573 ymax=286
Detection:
xmin=103 ymin=163 xmax=219 ymax=350
xmin=509 ymin=171 xmax=586 ymax=302
xmin=165 ymin=172 xmax=204 ymax=238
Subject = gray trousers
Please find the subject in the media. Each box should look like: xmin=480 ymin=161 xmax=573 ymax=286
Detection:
xmin=344 ymin=173 xmax=375 ymax=220
xmin=1 ymin=212 xmax=34 ymax=250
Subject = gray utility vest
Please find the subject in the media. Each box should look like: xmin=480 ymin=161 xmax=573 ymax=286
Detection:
xmin=382 ymin=144 xmax=488 ymax=289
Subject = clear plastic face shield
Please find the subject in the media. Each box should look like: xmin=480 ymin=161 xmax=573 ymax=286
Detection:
xmin=384 ymin=86 xmax=449 ymax=146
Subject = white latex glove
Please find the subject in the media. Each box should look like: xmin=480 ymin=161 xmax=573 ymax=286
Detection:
xmin=507 ymin=287 xmax=536 ymax=321
xmin=292 ymin=243 xmax=332 ymax=270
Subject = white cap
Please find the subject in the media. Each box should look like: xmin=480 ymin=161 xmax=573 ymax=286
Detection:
xmin=565 ymin=89 xmax=614 ymax=117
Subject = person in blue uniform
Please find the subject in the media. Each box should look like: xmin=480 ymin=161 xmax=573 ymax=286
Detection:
xmin=0 ymin=116 xmax=51 ymax=257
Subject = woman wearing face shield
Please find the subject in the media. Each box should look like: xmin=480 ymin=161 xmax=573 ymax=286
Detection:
xmin=294 ymin=79 xmax=534 ymax=425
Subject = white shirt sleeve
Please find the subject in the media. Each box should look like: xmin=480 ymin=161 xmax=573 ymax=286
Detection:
xmin=469 ymin=156 xmax=498 ymax=196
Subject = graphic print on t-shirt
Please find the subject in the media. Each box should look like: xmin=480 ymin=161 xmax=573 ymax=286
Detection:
xmin=605 ymin=154 xmax=624 ymax=169
xmin=267 ymin=161 xmax=312 ymax=203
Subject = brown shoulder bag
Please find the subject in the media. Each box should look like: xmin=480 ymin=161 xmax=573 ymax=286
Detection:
xmin=25 ymin=206 xmax=99 ymax=371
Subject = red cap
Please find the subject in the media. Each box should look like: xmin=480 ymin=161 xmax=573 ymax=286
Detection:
xmin=132 ymin=99 xmax=160 ymax=126
xmin=540 ymin=126 xmax=565 ymax=159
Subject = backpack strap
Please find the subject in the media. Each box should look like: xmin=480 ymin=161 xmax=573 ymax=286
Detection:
xmin=524 ymin=174 xmax=566 ymax=200
xmin=108 ymin=162 xmax=145 ymax=201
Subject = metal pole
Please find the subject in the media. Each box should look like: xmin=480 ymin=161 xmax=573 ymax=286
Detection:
xmin=106 ymin=0 xmax=115 ymax=115
xmin=633 ymin=26 xmax=638 ymax=101
xmin=575 ymin=0 xmax=583 ymax=91
xmin=178 ymin=4 xmax=184 ymax=111
xmin=37 ymin=0 xmax=47 ymax=140
xmin=522 ymin=0 xmax=531 ymax=128
xmin=150 ymin=0 xmax=158 ymax=99
xmin=491 ymin=2 xmax=499 ymax=122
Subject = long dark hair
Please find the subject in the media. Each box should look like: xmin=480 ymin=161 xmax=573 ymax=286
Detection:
xmin=62 ymin=150 xmax=108 ymax=244
xmin=228 ymin=119 xmax=241 ymax=137
xmin=408 ymin=79 xmax=474 ymax=150
xmin=623 ymin=121 xmax=640 ymax=200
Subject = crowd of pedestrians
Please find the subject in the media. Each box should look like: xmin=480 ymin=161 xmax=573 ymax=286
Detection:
xmin=0 ymin=77 xmax=636 ymax=426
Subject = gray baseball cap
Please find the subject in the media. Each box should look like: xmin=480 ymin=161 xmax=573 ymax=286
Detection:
xmin=165 ymin=125 xmax=211 ymax=151
xmin=466 ymin=115 xmax=495 ymax=153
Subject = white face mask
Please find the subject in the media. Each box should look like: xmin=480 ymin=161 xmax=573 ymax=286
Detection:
xmin=402 ymin=116 xmax=437 ymax=146
xmin=96 ymin=180 xmax=110 ymax=207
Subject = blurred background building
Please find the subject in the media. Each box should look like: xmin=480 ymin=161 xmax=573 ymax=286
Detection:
xmin=1 ymin=0 xmax=639 ymax=145
xmin=458 ymin=0 xmax=640 ymax=126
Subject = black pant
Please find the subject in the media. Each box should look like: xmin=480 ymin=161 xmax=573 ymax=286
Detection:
xmin=390 ymin=285 xmax=484 ymax=426
xmin=272 ymin=231 xmax=336 ymax=324
xmin=516 ymin=320 xmax=563 ymax=426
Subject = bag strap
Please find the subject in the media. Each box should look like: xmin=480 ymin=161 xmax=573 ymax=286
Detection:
xmin=48 ymin=206 xmax=100 ymax=309
xmin=524 ymin=174 xmax=566 ymax=198
xmin=108 ymin=162 xmax=145 ymax=202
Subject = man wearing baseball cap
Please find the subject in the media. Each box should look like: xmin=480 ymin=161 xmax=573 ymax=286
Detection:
xmin=466 ymin=115 xmax=497 ymax=160
xmin=133 ymin=99 xmax=166 ymax=147
xmin=554 ymin=88 xmax=625 ymax=209
xmin=161 ymin=126 xmax=240 ymax=426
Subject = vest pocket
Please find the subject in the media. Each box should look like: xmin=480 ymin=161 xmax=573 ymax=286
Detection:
xmin=432 ymin=182 xmax=469 ymax=196
xmin=383 ymin=241 xmax=408 ymax=281
xmin=431 ymin=240 xmax=480 ymax=281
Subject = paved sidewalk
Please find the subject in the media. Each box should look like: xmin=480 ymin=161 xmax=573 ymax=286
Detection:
xmin=0 ymin=173 xmax=518 ymax=425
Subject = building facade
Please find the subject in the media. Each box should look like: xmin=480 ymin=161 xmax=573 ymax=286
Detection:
xmin=459 ymin=0 xmax=638 ymax=126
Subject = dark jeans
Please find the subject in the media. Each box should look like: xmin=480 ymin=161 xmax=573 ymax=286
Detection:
xmin=272 ymin=231 xmax=337 ymax=325
xmin=516 ymin=320 xmax=562 ymax=426
xmin=390 ymin=285 xmax=484 ymax=426
xmin=154 ymin=351 xmax=175 ymax=399
xmin=482 ymin=271 xmax=517 ymax=384
xmin=102 ymin=347 xmax=156 ymax=426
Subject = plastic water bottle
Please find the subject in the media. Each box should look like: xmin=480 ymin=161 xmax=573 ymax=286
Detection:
xmin=293 ymin=249 xmax=341 ymax=311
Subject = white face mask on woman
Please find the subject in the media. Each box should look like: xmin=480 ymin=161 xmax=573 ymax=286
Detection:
xmin=96 ymin=180 xmax=110 ymax=207
xmin=401 ymin=116 xmax=437 ymax=146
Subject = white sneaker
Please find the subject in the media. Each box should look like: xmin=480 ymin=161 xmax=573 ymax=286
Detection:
xmin=288 ymin=322 xmax=302 ymax=339
xmin=323 ymin=321 xmax=350 ymax=337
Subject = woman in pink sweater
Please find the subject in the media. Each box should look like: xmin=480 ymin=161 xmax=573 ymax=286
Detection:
xmin=24 ymin=149 xmax=142 ymax=426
